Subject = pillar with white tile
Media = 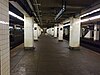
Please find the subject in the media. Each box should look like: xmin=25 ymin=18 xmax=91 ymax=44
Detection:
xmin=94 ymin=24 xmax=99 ymax=41
xmin=58 ymin=24 xmax=63 ymax=41
xmin=50 ymin=28 xmax=54 ymax=36
xmin=24 ymin=16 xmax=34 ymax=49
xmin=50 ymin=28 xmax=52 ymax=35
xmin=64 ymin=28 xmax=68 ymax=35
xmin=0 ymin=0 xmax=10 ymax=75
xmin=34 ymin=23 xmax=38 ymax=41
xmin=49 ymin=28 xmax=52 ymax=35
xmin=37 ymin=26 xmax=41 ymax=37
xmin=69 ymin=17 xmax=81 ymax=50
xmin=37 ymin=26 xmax=39 ymax=37
xmin=54 ymin=26 xmax=57 ymax=38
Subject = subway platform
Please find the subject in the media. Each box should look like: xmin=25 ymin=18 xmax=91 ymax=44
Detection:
xmin=11 ymin=34 xmax=100 ymax=75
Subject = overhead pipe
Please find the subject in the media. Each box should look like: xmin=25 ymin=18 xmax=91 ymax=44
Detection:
xmin=30 ymin=0 xmax=40 ymax=23
xmin=16 ymin=0 xmax=39 ymax=23
xmin=27 ymin=0 xmax=40 ymax=23
xmin=33 ymin=0 xmax=42 ymax=25
xmin=17 ymin=0 xmax=33 ymax=16
xmin=35 ymin=0 xmax=41 ymax=22
xmin=55 ymin=5 xmax=65 ymax=20
xmin=55 ymin=0 xmax=66 ymax=21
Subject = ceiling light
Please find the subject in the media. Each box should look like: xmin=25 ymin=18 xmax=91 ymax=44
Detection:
xmin=81 ymin=14 xmax=100 ymax=22
xmin=55 ymin=5 xmax=66 ymax=20
xmin=0 ymin=21 xmax=9 ymax=25
xmin=80 ymin=8 xmax=100 ymax=18
xmin=81 ymin=18 xmax=90 ymax=22
xmin=9 ymin=11 xmax=24 ymax=21
xmin=63 ymin=23 xmax=70 ymax=27
xmin=9 ymin=26 xmax=13 ymax=29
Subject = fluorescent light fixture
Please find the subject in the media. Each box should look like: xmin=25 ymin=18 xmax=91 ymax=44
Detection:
xmin=9 ymin=11 xmax=24 ymax=21
xmin=63 ymin=23 xmax=70 ymax=27
xmin=55 ymin=5 xmax=66 ymax=20
xmin=89 ymin=14 xmax=100 ymax=20
xmin=81 ymin=14 xmax=100 ymax=22
xmin=0 ymin=21 xmax=9 ymax=25
xmin=81 ymin=18 xmax=90 ymax=22
xmin=64 ymin=14 xmax=100 ymax=24
xmin=16 ymin=27 xmax=21 ymax=29
xmin=9 ymin=26 xmax=13 ymax=29
xmin=80 ymin=8 xmax=100 ymax=18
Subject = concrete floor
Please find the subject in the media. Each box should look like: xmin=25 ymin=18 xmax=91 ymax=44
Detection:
xmin=11 ymin=34 xmax=100 ymax=75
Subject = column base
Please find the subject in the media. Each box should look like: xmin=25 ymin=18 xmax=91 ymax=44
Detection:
xmin=54 ymin=36 xmax=57 ymax=38
xmin=24 ymin=47 xmax=35 ymax=50
xmin=38 ymin=36 xmax=40 ymax=38
xmin=58 ymin=40 xmax=63 ymax=42
xmin=34 ymin=40 xmax=38 ymax=41
xmin=94 ymin=40 xmax=99 ymax=41
xmin=51 ymin=35 xmax=54 ymax=37
xmin=69 ymin=46 xmax=80 ymax=50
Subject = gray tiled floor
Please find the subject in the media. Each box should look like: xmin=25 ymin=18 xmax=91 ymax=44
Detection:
xmin=11 ymin=34 xmax=100 ymax=75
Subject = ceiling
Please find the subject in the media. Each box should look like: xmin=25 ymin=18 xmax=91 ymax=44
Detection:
xmin=37 ymin=0 xmax=99 ymax=27
xmin=9 ymin=3 xmax=24 ymax=26
xmin=9 ymin=0 xmax=100 ymax=28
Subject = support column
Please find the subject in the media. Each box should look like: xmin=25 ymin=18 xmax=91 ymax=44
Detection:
xmin=24 ymin=16 xmax=34 ymax=49
xmin=64 ymin=28 xmax=68 ymax=35
xmin=14 ymin=25 xmax=17 ymax=29
xmin=80 ymin=26 xmax=82 ymax=37
xmin=69 ymin=17 xmax=81 ymax=50
xmin=37 ymin=26 xmax=40 ymax=37
xmin=51 ymin=28 xmax=54 ymax=36
xmin=34 ymin=23 xmax=38 ymax=41
xmin=50 ymin=28 xmax=52 ymax=35
xmin=58 ymin=24 xmax=63 ymax=41
xmin=54 ymin=26 xmax=57 ymax=38
xmin=0 ymin=0 xmax=10 ymax=75
xmin=94 ymin=24 xmax=99 ymax=41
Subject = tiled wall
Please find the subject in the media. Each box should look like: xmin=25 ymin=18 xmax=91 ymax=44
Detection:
xmin=0 ymin=0 xmax=10 ymax=75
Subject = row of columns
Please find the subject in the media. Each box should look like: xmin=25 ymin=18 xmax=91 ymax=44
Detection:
xmin=47 ymin=17 xmax=81 ymax=50
xmin=47 ymin=24 xmax=63 ymax=41
xmin=47 ymin=17 xmax=100 ymax=50
xmin=24 ymin=16 xmax=42 ymax=49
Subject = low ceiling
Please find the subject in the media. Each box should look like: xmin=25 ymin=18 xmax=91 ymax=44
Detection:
xmin=9 ymin=0 xmax=100 ymax=28
xmin=9 ymin=3 xmax=24 ymax=26
xmin=37 ymin=0 xmax=99 ymax=27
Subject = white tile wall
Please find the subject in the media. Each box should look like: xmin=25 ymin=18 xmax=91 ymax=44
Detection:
xmin=0 ymin=0 xmax=10 ymax=75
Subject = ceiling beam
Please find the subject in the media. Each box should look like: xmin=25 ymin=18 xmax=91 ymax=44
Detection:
xmin=10 ymin=1 xmax=29 ymax=16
